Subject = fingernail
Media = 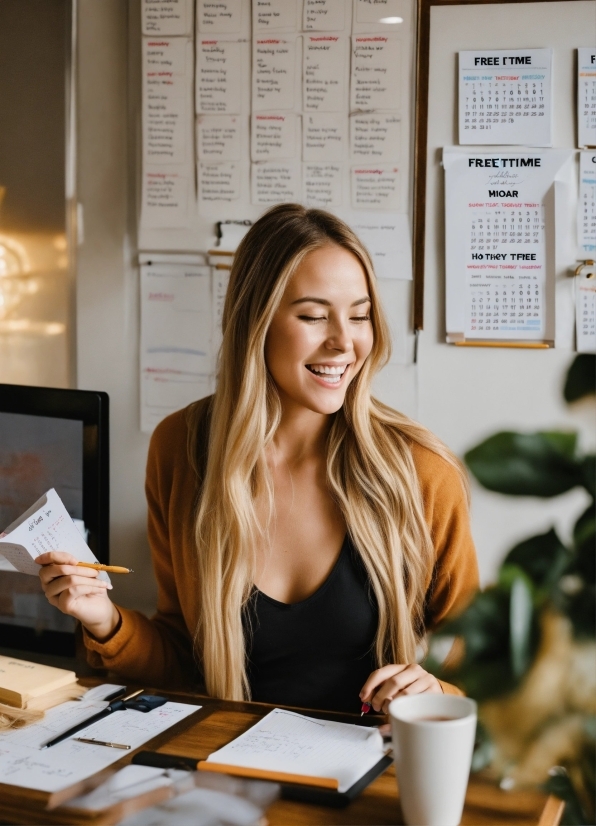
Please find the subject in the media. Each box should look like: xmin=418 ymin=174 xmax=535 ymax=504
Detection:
xmin=107 ymin=584 xmax=113 ymax=589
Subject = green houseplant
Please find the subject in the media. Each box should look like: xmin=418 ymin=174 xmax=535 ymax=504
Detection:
xmin=428 ymin=354 xmax=596 ymax=825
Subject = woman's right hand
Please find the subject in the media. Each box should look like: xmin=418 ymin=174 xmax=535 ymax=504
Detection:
xmin=36 ymin=552 xmax=120 ymax=641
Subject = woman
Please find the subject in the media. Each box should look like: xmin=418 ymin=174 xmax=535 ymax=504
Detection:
xmin=37 ymin=204 xmax=479 ymax=715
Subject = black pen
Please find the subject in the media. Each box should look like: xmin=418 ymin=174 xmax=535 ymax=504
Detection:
xmin=40 ymin=689 xmax=144 ymax=749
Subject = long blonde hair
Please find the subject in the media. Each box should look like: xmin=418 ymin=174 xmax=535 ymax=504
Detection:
xmin=191 ymin=204 xmax=467 ymax=701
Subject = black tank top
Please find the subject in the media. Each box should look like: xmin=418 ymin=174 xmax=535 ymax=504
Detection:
xmin=244 ymin=536 xmax=378 ymax=714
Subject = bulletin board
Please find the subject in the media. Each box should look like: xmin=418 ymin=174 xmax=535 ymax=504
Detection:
xmin=412 ymin=0 xmax=595 ymax=350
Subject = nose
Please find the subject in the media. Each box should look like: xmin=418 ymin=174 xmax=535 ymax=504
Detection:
xmin=325 ymin=318 xmax=353 ymax=353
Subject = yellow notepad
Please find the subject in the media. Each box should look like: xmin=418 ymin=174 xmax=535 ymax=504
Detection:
xmin=0 ymin=654 xmax=76 ymax=709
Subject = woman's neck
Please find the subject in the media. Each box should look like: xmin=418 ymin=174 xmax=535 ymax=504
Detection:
xmin=269 ymin=403 xmax=332 ymax=467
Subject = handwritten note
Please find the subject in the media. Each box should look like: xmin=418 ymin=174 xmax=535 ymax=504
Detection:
xmin=253 ymin=38 xmax=297 ymax=111
xmin=196 ymin=39 xmax=243 ymax=114
xmin=251 ymin=113 xmax=298 ymax=161
xmin=351 ymin=165 xmax=400 ymax=210
xmin=0 ymin=489 xmax=109 ymax=581
xmin=303 ymin=113 xmax=347 ymax=161
xmin=197 ymin=116 xmax=242 ymax=161
xmin=304 ymin=0 xmax=347 ymax=31
xmin=252 ymin=162 xmax=301 ymax=204
xmin=350 ymin=113 xmax=400 ymax=161
xmin=197 ymin=0 xmax=243 ymax=33
xmin=355 ymin=0 xmax=403 ymax=23
xmin=351 ymin=35 xmax=401 ymax=111
xmin=199 ymin=162 xmax=241 ymax=202
xmin=143 ymin=38 xmax=192 ymax=166
xmin=206 ymin=708 xmax=386 ymax=793
xmin=142 ymin=0 xmax=193 ymax=35
xmin=253 ymin=0 xmax=299 ymax=31
xmin=304 ymin=163 xmax=343 ymax=206
xmin=141 ymin=170 xmax=190 ymax=228
xmin=304 ymin=35 xmax=347 ymax=112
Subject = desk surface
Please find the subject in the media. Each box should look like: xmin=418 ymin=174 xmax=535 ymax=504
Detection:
xmin=0 ymin=687 xmax=550 ymax=826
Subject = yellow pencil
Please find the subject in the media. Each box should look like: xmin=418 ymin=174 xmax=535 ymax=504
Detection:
xmin=77 ymin=562 xmax=134 ymax=574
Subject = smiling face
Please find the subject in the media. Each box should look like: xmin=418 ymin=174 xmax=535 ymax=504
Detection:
xmin=264 ymin=244 xmax=374 ymax=417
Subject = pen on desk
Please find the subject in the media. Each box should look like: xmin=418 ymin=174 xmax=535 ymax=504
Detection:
xmin=40 ymin=688 xmax=144 ymax=749
xmin=77 ymin=562 xmax=134 ymax=574
xmin=75 ymin=738 xmax=131 ymax=750
xmin=361 ymin=702 xmax=372 ymax=717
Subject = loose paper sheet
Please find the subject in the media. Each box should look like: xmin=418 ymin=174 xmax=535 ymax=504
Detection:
xmin=341 ymin=210 xmax=411 ymax=279
xmin=443 ymin=148 xmax=573 ymax=342
xmin=0 ymin=488 xmax=109 ymax=582
xmin=0 ymin=698 xmax=200 ymax=793
xmin=253 ymin=0 xmax=300 ymax=31
xmin=196 ymin=39 xmax=244 ymax=114
xmin=577 ymin=48 xmax=596 ymax=149
xmin=253 ymin=38 xmax=298 ymax=111
xmin=206 ymin=708 xmax=386 ymax=794
xmin=303 ymin=163 xmax=343 ymax=206
xmin=197 ymin=116 xmax=242 ymax=162
xmin=351 ymin=165 xmax=400 ymax=210
xmin=141 ymin=263 xmax=213 ymax=433
xmin=303 ymin=113 xmax=347 ymax=161
xmin=142 ymin=0 xmax=193 ymax=35
xmin=350 ymin=113 xmax=400 ymax=161
xmin=197 ymin=0 xmax=244 ymax=33
xmin=303 ymin=0 xmax=348 ymax=31
xmin=578 ymin=151 xmax=596 ymax=254
xmin=459 ymin=49 xmax=553 ymax=147
xmin=143 ymin=38 xmax=192 ymax=166
xmin=251 ymin=113 xmax=299 ymax=161
xmin=304 ymin=35 xmax=348 ymax=112
xmin=350 ymin=35 xmax=401 ymax=111
xmin=251 ymin=161 xmax=301 ymax=203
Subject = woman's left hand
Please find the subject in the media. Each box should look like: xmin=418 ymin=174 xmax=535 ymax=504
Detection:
xmin=360 ymin=664 xmax=442 ymax=714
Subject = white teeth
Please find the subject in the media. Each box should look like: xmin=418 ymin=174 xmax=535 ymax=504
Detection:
xmin=308 ymin=364 xmax=346 ymax=375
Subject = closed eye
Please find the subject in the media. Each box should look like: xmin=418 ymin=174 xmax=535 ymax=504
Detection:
xmin=352 ymin=315 xmax=370 ymax=322
xmin=298 ymin=315 xmax=327 ymax=323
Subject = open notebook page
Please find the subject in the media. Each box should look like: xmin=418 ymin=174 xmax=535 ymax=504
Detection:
xmin=206 ymin=708 xmax=386 ymax=793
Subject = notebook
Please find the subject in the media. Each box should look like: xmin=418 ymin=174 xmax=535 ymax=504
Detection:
xmin=199 ymin=708 xmax=390 ymax=794
xmin=0 ymin=654 xmax=78 ymax=709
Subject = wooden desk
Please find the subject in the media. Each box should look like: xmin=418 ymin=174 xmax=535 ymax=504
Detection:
xmin=0 ymin=688 xmax=552 ymax=825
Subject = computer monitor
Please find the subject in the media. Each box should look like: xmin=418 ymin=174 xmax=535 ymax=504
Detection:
xmin=0 ymin=384 xmax=109 ymax=656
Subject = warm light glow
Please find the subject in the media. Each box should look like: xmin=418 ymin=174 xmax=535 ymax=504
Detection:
xmin=53 ymin=234 xmax=67 ymax=251
xmin=379 ymin=16 xmax=403 ymax=23
xmin=0 ymin=319 xmax=65 ymax=335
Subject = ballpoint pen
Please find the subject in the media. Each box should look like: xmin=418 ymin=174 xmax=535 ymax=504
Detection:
xmin=40 ymin=688 xmax=144 ymax=749
xmin=75 ymin=738 xmax=131 ymax=750
xmin=361 ymin=702 xmax=372 ymax=716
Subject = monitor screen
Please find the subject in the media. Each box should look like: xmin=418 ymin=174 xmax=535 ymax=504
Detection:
xmin=0 ymin=385 xmax=108 ymax=656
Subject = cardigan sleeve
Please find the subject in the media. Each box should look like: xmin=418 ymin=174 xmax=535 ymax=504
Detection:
xmin=83 ymin=411 xmax=198 ymax=691
xmin=412 ymin=443 xmax=480 ymax=696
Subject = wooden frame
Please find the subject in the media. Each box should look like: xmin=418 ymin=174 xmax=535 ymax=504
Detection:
xmin=412 ymin=0 xmax=569 ymax=331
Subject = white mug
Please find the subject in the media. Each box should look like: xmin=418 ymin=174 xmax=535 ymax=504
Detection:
xmin=388 ymin=694 xmax=477 ymax=826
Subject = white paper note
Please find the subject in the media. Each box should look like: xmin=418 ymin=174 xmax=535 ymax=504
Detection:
xmin=350 ymin=113 xmax=400 ymax=161
xmin=206 ymin=708 xmax=386 ymax=794
xmin=141 ymin=263 xmax=213 ymax=432
xmin=578 ymin=48 xmax=596 ymax=149
xmin=342 ymin=210 xmax=411 ymax=279
xmin=576 ymin=270 xmax=596 ymax=353
xmin=142 ymin=0 xmax=193 ymax=35
xmin=304 ymin=35 xmax=348 ymax=112
xmin=251 ymin=162 xmax=301 ymax=204
xmin=0 ymin=698 xmax=200 ymax=793
xmin=356 ymin=0 xmax=403 ymax=23
xmin=197 ymin=0 xmax=243 ymax=33
xmin=304 ymin=163 xmax=343 ymax=206
xmin=351 ymin=35 xmax=400 ymax=111
xmin=199 ymin=162 xmax=241 ymax=201
xmin=303 ymin=113 xmax=347 ymax=161
xmin=351 ymin=165 xmax=400 ymax=210
xmin=253 ymin=0 xmax=300 ymax=31
xmin=251 ymin=113 xmax=298 ymax=161
xmin=303 ymin=0 xmax=347 ymax=31
xmin=143 ymin=38 xmax=192 ymax=166
xmin=141 ymin=169 xmax=191 ymax=228
xmin=579 ymin=151 xmax=596 ymax=254
xmin=459 ymin=49 xmax=553 ymax=147
xmin=0 ymin=489 xmax=109 ymax=582
xmin=443 ymin=148 xmax=573 ymax=342
xmin=196 ymin=39 xmax=243 ymax=114
xmin=197 ymin=116 xmax=242 ymax=161
xmin=212 ymin=267 xmax=231 ymax=356
xmin=253 ymin=38 xmax=297 ymax=111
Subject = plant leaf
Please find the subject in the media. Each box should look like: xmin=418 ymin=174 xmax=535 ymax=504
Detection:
xmin=563 ymin=354 xmax=596 ymax=403
xmin=573 ymin=505 xmax=596 ymax=559
xmin=581 ymin=456 xmax=596 ymax=498
xmin=465 ymin=432 xmax=583 ymax=497
xmin=504 ymin=529 xmax=570 ymax=591
xmin=509 ymin=575 xmax=534 ymax=679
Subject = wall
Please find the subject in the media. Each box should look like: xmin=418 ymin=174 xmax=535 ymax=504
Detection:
xmin=76 ymin=1 xmax=593 ymax=623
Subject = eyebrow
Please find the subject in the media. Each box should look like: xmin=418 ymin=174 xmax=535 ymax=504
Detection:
xmin=290 ymin=296 xmax=371 ymax=307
